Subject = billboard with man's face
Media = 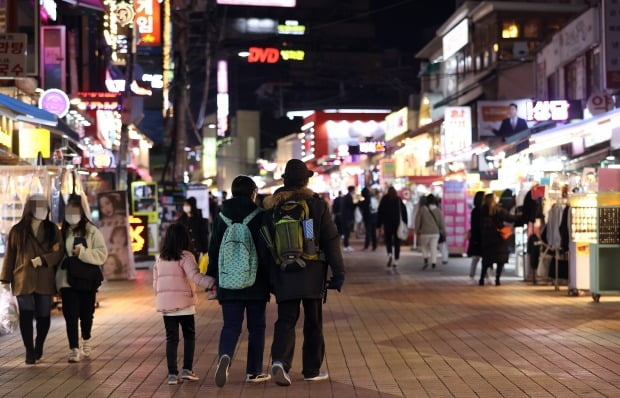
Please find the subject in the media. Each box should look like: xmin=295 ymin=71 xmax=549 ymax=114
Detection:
xmin=477 ymin=99 xmax=533 ymax=139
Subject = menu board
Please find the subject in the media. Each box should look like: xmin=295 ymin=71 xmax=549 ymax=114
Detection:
xmin=442 ymin=181 xmax=469 ymax=254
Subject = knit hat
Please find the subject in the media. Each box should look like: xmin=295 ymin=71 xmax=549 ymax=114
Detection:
xmin=282 ymin=159 xmax=314 ymax=180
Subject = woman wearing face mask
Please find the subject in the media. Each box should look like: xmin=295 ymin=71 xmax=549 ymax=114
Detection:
xmin=177 ymin=197 xmax=210 ymax=262
xmin=56 ymin=194 xmax=108 ymax=363
xmin=0 ymin=194 xmax=63 ymax=364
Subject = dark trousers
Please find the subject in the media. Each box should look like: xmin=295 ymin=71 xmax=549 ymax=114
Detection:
xmin=16 ymin=294 xmax=52 ymax=355
xmin=60 ymin=288 xmax=96 ymax=349
xmin=480 ymin=260 xmax=505 ymax=285
xmin=219 ymin=300 xmax=267 ymax=375
xmin=271 ymin=298 xmax=324 ymax=378
xmin=384 ymin=230 xmax=401 ymax=260
xmin=341 ymin=220 xmax=353 ymax=247
xmin=364 ymin=215 xmax=377 ymax=249
xmin=163 ymin=315 xmax=195 ymax=374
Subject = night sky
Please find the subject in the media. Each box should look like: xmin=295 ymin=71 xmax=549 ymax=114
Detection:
xmin=371 ymin=0 xmax=456 ymax=52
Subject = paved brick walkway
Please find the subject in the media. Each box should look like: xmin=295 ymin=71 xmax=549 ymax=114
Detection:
xmin=1 ymin=244 xmax=619 ymax=397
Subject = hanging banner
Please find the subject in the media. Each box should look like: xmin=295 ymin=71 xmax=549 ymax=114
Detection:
xmin=97 ymin=191 xmax=135 ymax=280
xmin=134 ymin=0 xmax=161 ymax=46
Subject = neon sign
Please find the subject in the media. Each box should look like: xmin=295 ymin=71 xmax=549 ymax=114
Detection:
xmin=526 ymin=100 xmax=570 ymax=122
xmin=247 ymin=46 xmax=305 ymax=63
xmin=134 ymin=0 xmax=161 ymax=46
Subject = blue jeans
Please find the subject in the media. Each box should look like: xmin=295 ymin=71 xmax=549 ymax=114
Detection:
xmin=219 ymin=300 xmax=267 ymax=375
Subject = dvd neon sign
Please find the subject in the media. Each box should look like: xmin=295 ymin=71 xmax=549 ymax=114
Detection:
xmin=246 ymin=46 xmax=305 ymax=63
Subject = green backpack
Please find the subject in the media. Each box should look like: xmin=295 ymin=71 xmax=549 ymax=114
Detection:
xmin=217 ymin=208 xmax=261 ymax=289
xmin=265 ymin=199 xmax=319 ymax=271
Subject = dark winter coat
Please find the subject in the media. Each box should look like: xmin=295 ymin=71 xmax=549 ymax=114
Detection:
xmin=359 ymin=189 xmax=371 ymax=221
xmin=341 ymin=193 xmax=355 ymax=225
xmin=206 ymin=196 xmax=270 ymax=303
xmin=480 ymin=205 xmax=518 ymax=264
xmin=263 ymin=187 xmax=344 ymax=303
xmin=178 ymin=212 xmax=210 ymax=257
xmin=377 ymin=195 xmax=407 ymax=233
xmin=467 ymin=206 xmax=482 ymax=257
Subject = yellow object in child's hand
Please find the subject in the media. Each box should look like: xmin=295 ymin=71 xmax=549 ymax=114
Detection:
xmin=198 ymin=253 xmax=209 ymax=274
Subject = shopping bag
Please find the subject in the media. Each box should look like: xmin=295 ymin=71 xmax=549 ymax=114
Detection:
xmin=199 ymin=253 xmax=209 ymax=274
xmin=397 ymin=220 xmax=409 ymax=241
xmin=0 ymin=284 xmax=18 ymax=336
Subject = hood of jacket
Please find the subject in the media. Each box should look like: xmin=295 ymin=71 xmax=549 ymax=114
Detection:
xmin=263 ymin=187 xmax=315 ymax=210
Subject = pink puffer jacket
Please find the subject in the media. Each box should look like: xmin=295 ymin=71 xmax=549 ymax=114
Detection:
xmin=153 ymin=250 xmax=212 ymax=312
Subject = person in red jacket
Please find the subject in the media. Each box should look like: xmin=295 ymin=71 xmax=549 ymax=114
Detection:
xmin=153 ymin=223 xmax=215 ymax=385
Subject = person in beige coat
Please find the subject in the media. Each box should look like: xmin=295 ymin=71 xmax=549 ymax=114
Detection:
xmin=56 ymin=194 xmax=108 ymax=363
xmin=414 ymin=194 xmax=446 ymax=270
xmin=0 ymin=194 xmax=63 ymax=364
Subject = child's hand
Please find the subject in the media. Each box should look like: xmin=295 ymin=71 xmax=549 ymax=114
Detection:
xmin=204 ymin=275 xmax=216 ymax=290
xmin=207 ymin=286 xmax=217 ymax=300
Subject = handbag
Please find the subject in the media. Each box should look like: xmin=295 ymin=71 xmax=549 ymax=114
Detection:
xmin=498 ymin=225 xmax=514 ymax=240
xmin=427 ymin=206 xmax=446 ymax=243
xmin=63 ymin=256 xmax=104 ymax=292
xmin=396 ymin=202 xmax=408 ymax=241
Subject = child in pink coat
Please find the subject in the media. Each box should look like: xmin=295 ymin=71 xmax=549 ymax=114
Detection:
xmin=153 ymin=223 xmax=215 ymax=385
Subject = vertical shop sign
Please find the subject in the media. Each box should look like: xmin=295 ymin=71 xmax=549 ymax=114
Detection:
xmin=380 ymin=159 xmax=396 ymax=187
xmin=604 ymin=0 xmax=620 ymax=89
xmin=443 ymin=106 xmax=472 ymax=157
xmin=442 ymin=180 xmax=469 ymax=255
xmin=134 ymin=0 xmax=161 ymax=46
xmin=0 ymin=33 xmax=27 ymax=77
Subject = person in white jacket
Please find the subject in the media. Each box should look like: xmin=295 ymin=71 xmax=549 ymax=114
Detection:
xmin=57 ymin=194 xmax=108 ymax=363
xmin=153 ymin=223 xmax=215 ymax=385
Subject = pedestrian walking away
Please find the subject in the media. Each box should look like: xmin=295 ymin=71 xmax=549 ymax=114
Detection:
xmin=56 ymin=194 xmax=108 ymax=363
xmin=415 ymin=194 xmax=446 ymax=270
xmin=467 ymin=191 xmax=485 ymax=281
xmin=360 ymin=187 xmax=377 ymax=251
xmin=262 ymin=159 xmax=345 ymax=387
xmin=177 ymin=197 xmax=210 ymax=262
xmin=0 ymin=193 xmax=63 ymax=365
xmin=377 ymin=186 xmax=407 ymax=269
xmin=340 ymin=186 xmax=356 ymax=251
xmin=207 ymin=175 xmax=271 ymax=387
xmin=153 ymin=223 xmax=215 ymax=385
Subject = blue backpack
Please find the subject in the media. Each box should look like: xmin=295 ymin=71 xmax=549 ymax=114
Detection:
xmin=217 ymin=208 xmax=261 ymax=289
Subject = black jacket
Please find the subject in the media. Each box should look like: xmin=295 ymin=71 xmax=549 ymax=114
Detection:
xmin=377 ymin=195 xmax=407 ymax=233
xmin=206 ymin=196 xmax=270 ymax=303
xmin=263 ymin=187 xmax=344 ymax=303
xmin=467 ymin=206 xmax=482 ymax=257
xmin=480 ymin=205 xmax=518 ymax=264
xmin=178 ymin=212 xmax=210 ymax=256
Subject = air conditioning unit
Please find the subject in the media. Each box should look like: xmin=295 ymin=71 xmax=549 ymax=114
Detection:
xmin=513 ymin=42 xmax=529 ymax=60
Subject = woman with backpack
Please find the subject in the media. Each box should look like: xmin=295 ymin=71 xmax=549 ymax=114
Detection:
xmin=207 ymin=176 xmax=271 ymax=387
xmin=153 ymin=223 xmax=215 ymax=385
xmin=56 ymin=194 xmax=108 ymax=363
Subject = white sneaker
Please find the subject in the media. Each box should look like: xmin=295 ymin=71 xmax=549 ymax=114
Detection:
xmin=271 ymin=361 xmax=291 ymax=386
xmin=245 ymin=373 xmax=271 ymax=383
xmin=68 ymin=348 xmax=80 ymax=363
xmin=304 ymin=370 xmax=329 ymax=381
xmin=81 ymin=339 xmax=91 ymax=358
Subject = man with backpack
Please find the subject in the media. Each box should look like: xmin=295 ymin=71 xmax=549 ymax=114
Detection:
xmin=206 ymin=176 xmax=271 ymax=387
xmin=262 ymin=159 xmax=345 ymax=386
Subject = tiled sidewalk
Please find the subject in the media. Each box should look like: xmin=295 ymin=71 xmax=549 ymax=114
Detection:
xmin=1 ymin=246 xmax=619 ymax=397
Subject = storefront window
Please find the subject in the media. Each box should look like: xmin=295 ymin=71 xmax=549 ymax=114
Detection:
xmin=565 ymin=56 xmax=586 ymax=100
xmin=501 ymin=21 xmax=519 ymax=38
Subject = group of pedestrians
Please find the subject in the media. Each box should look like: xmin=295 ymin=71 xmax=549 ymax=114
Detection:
xmin=1 ymin=193 xmax=107 ymax=364
xmin=467 ymin=190 xmax=520 ymax=286
xmin=153 ymin=159 xmax=345 ymax=387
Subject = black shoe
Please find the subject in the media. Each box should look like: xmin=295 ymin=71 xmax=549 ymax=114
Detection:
xmin=215 ymin=354 xmax=230 ymax=387
xmin=495 ymin=280 xmax=501 ymax=286
xmin=35 ymin=341 xmax=44 ymax=360
xmin=25 ymin=349 xmax=36 ymax=365
xmin=432 ymin=263 xmax=436 ymax=269
xmin=479 ymin=281 xmax=484 ymax=286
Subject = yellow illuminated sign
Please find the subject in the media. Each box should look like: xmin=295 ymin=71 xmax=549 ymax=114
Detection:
xmin=0 ymin=128 xmax=11 ymax=150
xmin=129 ymin=215 xmax=146 ymax=253
xmin=19 ymin=128 xmax=50 ymax=158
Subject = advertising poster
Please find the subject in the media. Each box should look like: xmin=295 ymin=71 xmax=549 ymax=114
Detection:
xmin=97 ymin=191 xmax=135 ymax=280
xmin=186 ymin=184 xmax=210 ymax=221
xmin=477 ymin=99 xmax=533 ymax=138
xmin=442 ymin=181 xmax=469 ymax=255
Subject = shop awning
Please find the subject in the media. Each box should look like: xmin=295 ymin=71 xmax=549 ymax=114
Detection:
xmin=60 ymin=0 xmax=106 ymax=12
xmin=0 ymin=93 xmax=57 ymax=127
xmin=47 ymin=120 xmax=81 ymax=144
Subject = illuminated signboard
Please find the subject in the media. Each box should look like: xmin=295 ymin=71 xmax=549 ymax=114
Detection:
xmin=217 ymin=0 xmax=296 ymax=6
xmin=39 ymin=89 xmax=70 ymax=117
xmin=278 ymin=20 xmax=305 ymax=35
xmin=385 ymin=107 xmax=408 ymax=141
xmin=217 ymin=60 xmax=229 ymax=137
xmin=134 ymin=0 xmax=161 ymax=46
xmin=246 ymin=47 xmax=305 ymax=63
xmin=526 ymin=100 xmax=574 ymax=122
xmin=129 ymin=215 xmax=148 ymax=255
xmin=443 ymin=19 xmax=469 ymax=59
xmin=19 ymin=128 xmax=50 ymax=159
xmin=0 ymin=117 xmax=13 ymax=150
xmin=77 ymin=92 xmax=121 ymax=111
xmin=443 ymin=106 xmax=472 ymax=156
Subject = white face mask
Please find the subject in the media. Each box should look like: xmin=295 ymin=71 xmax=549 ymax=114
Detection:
xmin=183 ymin=205 xmax=191 ymax=214
xmin=33 ymin=207 xmax=48 ymax=221
xmin=65 ymin=214 xmax=81 ymax=225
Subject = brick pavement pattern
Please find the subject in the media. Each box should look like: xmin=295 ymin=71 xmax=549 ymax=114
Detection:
xmin=1 ymin=246 xmax=619 ymax=397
